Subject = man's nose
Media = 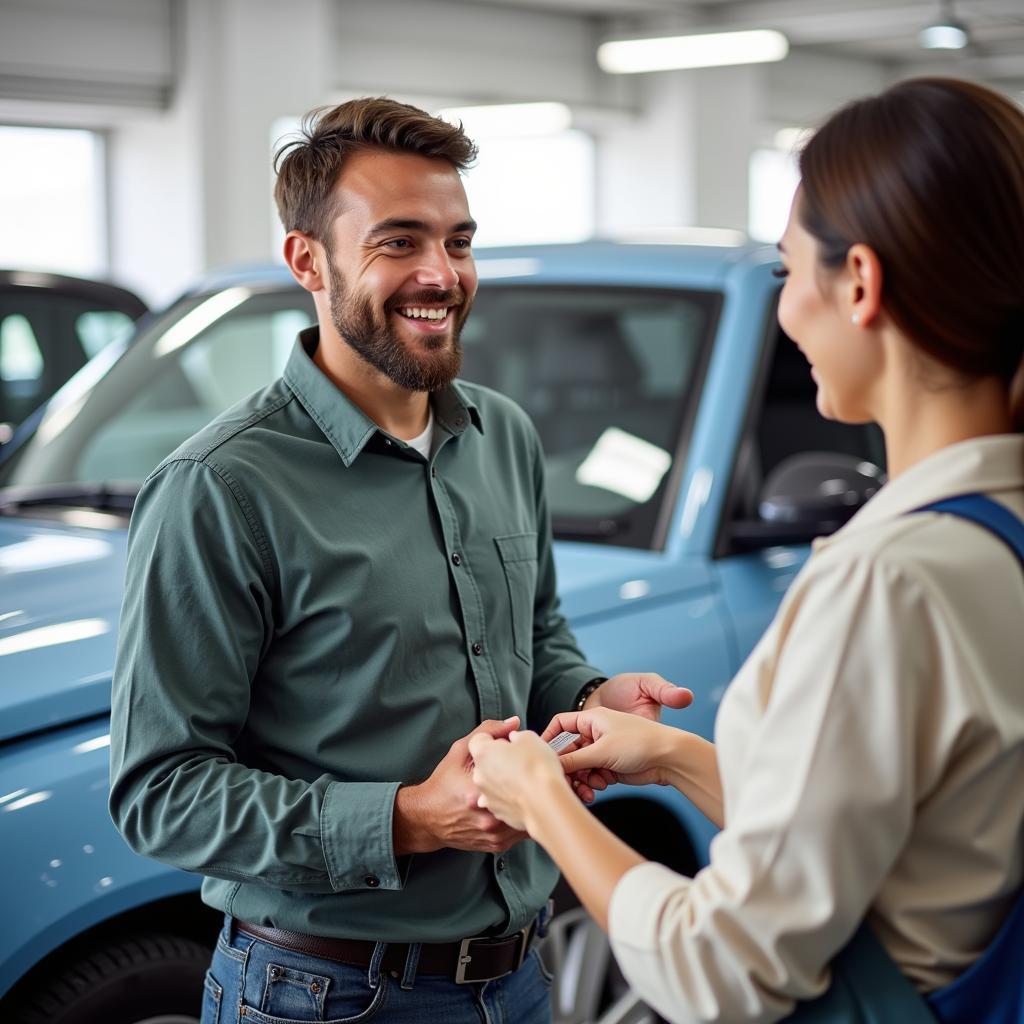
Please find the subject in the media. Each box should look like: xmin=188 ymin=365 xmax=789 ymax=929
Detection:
xmin=414 ymin=244 xmax=460 ymax=290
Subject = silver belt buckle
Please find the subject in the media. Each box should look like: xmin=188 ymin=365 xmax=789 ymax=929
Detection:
xmin=455 ymin=923 xmax=531 ymax=984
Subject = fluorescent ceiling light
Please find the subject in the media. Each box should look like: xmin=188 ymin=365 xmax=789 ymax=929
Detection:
xmin=439 ymin=102 xmax=571 ymax=138
xmin=598 ymin=29 xmax=789 ymax=74
xmin=918 ymin=22 xmax=968 ymax=49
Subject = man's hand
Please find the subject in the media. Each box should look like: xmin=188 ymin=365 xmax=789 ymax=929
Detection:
xmin=560 ymin=674 xmax=693 ymax=800
xmin=470 ymin=730 xmax=565 ymax=833
xmin=393 ymin=718 xmax=529 ymax=856
xmin=585 ymin=672 xmax=693 ymax=721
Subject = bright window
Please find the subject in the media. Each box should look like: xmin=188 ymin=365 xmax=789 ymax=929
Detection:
xmin=459 ymin=130 xmax=595 ymax=248
xmin=748 ymin=146 xmax=800 ymax=243
xmin=0 ymin=315 xmax=44 ymax=381
xmin=0 ymin=126 xmax=107 ymax=277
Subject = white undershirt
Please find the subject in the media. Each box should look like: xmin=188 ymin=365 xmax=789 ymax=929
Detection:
xmin=403 ymin=408 xmax=434 ymax=459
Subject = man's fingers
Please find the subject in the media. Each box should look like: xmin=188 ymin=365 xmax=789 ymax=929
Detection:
xmin=471 ymin=716 xmax=520 ymax=740
xmin=641 ymin=677 xmax=694 ymax=710
xmin=468 ymin=732 xmax=494 ymax=761
xmin=540 ymin=712 xmax=579 ymax=743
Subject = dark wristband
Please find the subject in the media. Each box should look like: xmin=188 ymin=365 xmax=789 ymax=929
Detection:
xmin=573 ymin=677 xmax=607 ymax=712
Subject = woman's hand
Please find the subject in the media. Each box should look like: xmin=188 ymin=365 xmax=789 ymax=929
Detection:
xmin=468 ymin=730 xmax=568 ymax=833
xmin=542 ymin=707 xmax=678 ymax=789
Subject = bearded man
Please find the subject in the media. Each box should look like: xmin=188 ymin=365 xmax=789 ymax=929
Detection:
xmin=109 ymin=97 xmax=689 ymax=1023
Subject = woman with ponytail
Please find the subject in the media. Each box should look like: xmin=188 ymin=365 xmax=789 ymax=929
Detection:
xmin=470 ymin=78 xmax=1024 ymax=1023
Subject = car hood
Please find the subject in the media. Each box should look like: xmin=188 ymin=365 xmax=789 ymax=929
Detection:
xmin=0 ymin=517 xmax=127 ymax=743
xmin=0 ymin=520 xmax=712 ymax=743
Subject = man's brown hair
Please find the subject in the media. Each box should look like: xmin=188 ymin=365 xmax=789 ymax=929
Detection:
xmin=273 ymin=97 xmax=478 ymax=246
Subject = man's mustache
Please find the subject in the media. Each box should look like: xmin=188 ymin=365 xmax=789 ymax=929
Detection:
xmin=387 ymin=287 xmax=467 ymax=310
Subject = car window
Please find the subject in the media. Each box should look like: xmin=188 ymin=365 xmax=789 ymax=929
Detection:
xmin=77 ymin=297 xmax=314 ymax=484
xmin=1 ymin=282 xmax=718 ymax=550
xmin=0 ymin=285 xmax=146 ymax=435
xmin=77 ymin=310 xmax=136 ymax=359
xmin=722 ymin=317 xmax=885 ymax=539
xmin=462 ymin=285 xmax=717 ymax=548
xmin=0 ymin=314 xmax=46 ymax=435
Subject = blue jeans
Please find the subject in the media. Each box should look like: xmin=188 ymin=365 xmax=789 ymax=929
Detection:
xmin=200 ymin=917 xmax=553 ymax=1024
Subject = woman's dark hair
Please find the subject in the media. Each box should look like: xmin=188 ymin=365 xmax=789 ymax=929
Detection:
xmin=798 ymin=77 xmax=1024 ymax=385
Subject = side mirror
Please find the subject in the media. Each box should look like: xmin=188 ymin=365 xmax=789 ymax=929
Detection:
xmin=731 ymin=452 xmax=886 ymax=549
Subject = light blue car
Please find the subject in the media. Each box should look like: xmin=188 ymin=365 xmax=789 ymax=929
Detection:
xmin=0 ymin=243 xmax=884 ymax=1023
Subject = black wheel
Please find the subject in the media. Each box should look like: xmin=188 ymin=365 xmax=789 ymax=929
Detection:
xmin=7 ymin=931 xmax=211 ymax=1024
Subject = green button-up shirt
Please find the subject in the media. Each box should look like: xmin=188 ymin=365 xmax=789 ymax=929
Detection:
xmin=109 ymin=328 xmax=601 ymax=942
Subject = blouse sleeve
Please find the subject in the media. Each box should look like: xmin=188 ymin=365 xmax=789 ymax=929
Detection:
xmin=608 ymin=552 xmax=938 ymax=1023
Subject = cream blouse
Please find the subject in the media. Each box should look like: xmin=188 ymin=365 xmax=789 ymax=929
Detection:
xmin=608 ymin=435 xmax=1024 ymax=1024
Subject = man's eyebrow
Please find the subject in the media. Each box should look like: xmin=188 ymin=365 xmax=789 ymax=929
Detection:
xmin=365 ymin=218 xmax=478 ymax=238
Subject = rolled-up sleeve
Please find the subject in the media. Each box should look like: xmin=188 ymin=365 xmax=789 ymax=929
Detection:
xmin=607 ymin=554 xmax=934 ymax=1023
xmin=109 ymin=458 xmax=404 ymax=893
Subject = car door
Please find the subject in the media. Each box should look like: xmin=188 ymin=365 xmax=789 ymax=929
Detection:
xmin=0 ymin=270 xmax=148 ymax=443
xmin=715 ymin=316 xmax=886 ymax=659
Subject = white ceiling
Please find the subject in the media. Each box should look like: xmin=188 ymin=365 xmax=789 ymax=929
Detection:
xmin=458 ymin=0 xmax=1024 ymax=83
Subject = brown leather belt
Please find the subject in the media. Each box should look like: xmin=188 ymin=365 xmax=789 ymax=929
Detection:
xmin=235 ymin=918 xmax=540 ymax=985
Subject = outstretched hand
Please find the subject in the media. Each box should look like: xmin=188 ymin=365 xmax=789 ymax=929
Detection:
xmin=587 ymin=672 xmax=693 ymax=721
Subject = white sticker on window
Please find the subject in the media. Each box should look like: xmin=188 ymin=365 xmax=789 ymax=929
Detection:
xmin=575 ymin=427 xmax=672 ymax=503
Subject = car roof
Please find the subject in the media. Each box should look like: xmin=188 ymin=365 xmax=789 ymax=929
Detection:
xmin=183 ymin=239 xmax=771 ymax=300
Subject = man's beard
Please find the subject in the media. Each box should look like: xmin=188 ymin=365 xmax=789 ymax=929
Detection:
xmin=326 ymin=260 xmax=468 ymax=392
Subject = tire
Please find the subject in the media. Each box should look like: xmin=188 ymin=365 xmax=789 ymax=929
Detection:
xmin=541 ymin=877 xmax=664 ymax=1024
xmin=7 ymin=931 xmax=211 ymax=1024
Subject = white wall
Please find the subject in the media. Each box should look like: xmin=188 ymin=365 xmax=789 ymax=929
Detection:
xmin=0 ymin=0 xmax=906 ymax=305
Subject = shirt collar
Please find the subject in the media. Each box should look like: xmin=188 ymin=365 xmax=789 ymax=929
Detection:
xmin=283 ymin=327 xmax=482 ymax=466
xmin=813 ymin=434 xmax=1024 ymax=551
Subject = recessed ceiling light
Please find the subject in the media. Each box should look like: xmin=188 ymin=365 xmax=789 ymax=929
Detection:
xmin=919 ymin=0 xmax=970 ymax=49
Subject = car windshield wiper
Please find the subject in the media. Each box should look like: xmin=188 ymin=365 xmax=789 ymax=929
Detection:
xmin=0 ymin=482 xmax=139 ymax=514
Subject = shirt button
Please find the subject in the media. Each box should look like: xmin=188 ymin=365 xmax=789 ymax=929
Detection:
xmin=431 ymin=467 xmax=437 ymax=478
xmin=472 ymin=642 xmax=483 ymax=656
xmin=451 ymin=552 xmax=462 ymax=566
xmin=365 ymin=874 xmax=380 ymax=887
xmin=455 ymin=416 xmax=465 ymax=427
xmin=496 ymin=856 xmax=506 ymax=872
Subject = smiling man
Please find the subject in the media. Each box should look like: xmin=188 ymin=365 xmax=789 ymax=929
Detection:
xmin=108 ymin=97 xmax=688 ymax=1023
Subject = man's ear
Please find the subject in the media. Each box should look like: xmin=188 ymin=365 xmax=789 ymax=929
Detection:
xmin=283 ymin=231 xmax=327 ymax=293
xmin=845 ymin=243 xmax=883 ymax=328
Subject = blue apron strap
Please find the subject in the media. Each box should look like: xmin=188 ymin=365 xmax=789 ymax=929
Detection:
xmin=926 ymin=888 xmax=1024 ymax=1024
xmin=914 ymin=493 xmax=1024 ymax=569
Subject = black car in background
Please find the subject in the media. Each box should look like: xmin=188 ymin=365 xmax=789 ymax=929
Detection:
xmin=0 ymin=270 xmax=148 ymax=445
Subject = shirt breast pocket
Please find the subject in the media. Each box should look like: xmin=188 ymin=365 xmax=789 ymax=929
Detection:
xmin=494 ymin=532 xmax=539 ymax=666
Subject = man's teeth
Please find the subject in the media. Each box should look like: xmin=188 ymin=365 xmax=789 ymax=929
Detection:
xmin=398 ymin=307 xmax=449 ymax=321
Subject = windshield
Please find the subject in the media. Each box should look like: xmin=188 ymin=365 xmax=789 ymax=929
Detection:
xmin=0 ymin=280 xmax=718 ymax=549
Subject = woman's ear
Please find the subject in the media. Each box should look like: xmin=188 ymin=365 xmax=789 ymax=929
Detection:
xmin=845 ymin=243 xmax=883 ymax=328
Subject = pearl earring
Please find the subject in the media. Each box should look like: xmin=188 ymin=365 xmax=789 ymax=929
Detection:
xmin=851 ymin=312 xmax=861 ymax=325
